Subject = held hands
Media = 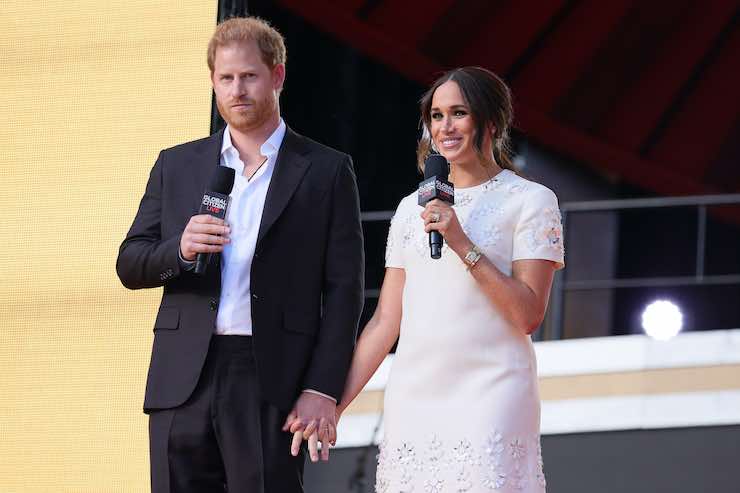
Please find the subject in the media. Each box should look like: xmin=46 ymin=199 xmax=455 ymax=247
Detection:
xmin=282 ymin=392 xmax=340 ymax=462
xmin=421 ymin=199 xmax=469 ymax=255
xmin=179 ymin=215 xmax=231 ymax=261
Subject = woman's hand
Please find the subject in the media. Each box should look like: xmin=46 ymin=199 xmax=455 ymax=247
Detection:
xmin=421 ymin=199 xmax=470 ymax=255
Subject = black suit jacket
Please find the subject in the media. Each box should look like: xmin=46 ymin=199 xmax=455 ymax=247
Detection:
xmin=116 ymin=127 xmax=364 ymax=412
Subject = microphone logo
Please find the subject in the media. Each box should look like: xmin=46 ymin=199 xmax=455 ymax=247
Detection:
xmin=418 ymin=177 xmax=455 ymax=206
xmin=202 ymin=194 xmax=228 ymax=214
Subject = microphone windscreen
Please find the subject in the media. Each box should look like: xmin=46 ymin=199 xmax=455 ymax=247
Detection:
xmin=209 ymin=166 xmax=236 ymax=194
xmin=424 ymin=154 xmax=448 ymax=180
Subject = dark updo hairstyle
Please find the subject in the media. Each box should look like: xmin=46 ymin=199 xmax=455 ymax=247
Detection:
xmin=417 ymin=66 xmax=515 ymax=174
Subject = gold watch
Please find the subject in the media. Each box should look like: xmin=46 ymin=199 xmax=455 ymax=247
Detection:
xmin=463 ymin=244 xmax=482 ymax=270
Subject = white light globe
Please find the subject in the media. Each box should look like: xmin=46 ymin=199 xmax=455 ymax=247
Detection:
xmin=641 ymin=300 xmax=683 ymax=341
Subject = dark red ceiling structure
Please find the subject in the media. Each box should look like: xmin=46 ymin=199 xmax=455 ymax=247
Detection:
xmin=277 ymin=0 xmax=740 ymax=195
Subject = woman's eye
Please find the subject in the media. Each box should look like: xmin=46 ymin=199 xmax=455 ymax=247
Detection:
xmin=431 ymin=112 xmax=442 ymax=120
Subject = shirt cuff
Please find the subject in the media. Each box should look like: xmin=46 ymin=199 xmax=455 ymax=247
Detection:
xmin=178 ymin=247 xmax=196 ymax=271
xmin=302 ymin=389 xmax=337 ymax=403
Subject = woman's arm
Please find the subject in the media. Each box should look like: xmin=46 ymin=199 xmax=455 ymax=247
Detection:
xmin=422 ymin=199 xmax=558 ymax=334
xmin=465 ymin=256 xmax=556 ymax=334
xmin=337 ymin=266 xmax=405 ymax=415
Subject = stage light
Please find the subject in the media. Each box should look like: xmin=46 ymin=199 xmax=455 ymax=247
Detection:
xmin=641 ymin=300 xmax=683 ymax=340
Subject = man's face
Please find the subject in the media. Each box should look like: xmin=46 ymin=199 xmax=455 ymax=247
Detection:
xmin=211 ymin=41 xmax=284 ymax=133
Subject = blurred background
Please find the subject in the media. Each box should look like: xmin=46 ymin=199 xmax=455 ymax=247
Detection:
xmin=1 ymin=0 xmax=738 ymax=491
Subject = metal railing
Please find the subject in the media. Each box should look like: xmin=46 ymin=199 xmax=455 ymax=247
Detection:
xmin=545 ymin=193 xmax=740 ymax=340
xmin=360 ymin=193 xmax=740 ymax=341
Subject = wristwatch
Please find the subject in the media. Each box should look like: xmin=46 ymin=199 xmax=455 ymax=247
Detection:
xmin=463 ymin=244 xmax=482 ymax=271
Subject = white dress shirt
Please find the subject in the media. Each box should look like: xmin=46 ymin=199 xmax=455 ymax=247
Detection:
xmin=215 ymin=120 xmax=286 ymax=335
xmin=189 ymin=121 xmax=335 ymax=402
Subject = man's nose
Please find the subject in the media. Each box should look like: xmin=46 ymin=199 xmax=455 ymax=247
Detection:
xmin=230 ymin=79 xmax=247 ymax=98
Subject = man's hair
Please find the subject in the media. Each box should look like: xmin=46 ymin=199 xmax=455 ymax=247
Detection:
xmin=207 ymin=17 xmax=286 ymax=72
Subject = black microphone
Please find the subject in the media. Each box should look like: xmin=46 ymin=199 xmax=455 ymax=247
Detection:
xmin=418 ymin=154 xmax=454 ymax=259
xmin=194 ymin=166 xmax=235 ymax=275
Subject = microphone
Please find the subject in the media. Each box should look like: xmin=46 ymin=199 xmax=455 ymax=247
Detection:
xmin=418 ymin=154 xmax=454 ymax=259
xmin=195 ymin=166 xmax=235 ymax=275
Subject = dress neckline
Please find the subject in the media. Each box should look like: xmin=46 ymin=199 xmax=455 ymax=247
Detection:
xmin=453 ymin=169 xmax=512 ymax=192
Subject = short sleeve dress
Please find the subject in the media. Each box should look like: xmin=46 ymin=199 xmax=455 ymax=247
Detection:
xmin=377 ymin=169 xmax=565 ymax=493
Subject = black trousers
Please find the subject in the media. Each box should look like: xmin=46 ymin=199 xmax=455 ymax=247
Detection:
xmin=148 ymin=336 xmax=305 ymax=493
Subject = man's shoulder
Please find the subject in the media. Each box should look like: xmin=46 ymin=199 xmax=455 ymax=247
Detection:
xmin=160 ymin=131 xmax=223 ymax=159
xmin=287 ymin=129 xmax=350 ymax=163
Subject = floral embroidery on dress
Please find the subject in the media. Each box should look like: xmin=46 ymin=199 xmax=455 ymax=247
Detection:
xmin=507 ymin=182 xmax=527 ymax=195
xmin=376 ymin=431 xmax=546 ymax=492
xmin=456 ymin=467 xmax=474 ymax=492
xmin=385 ymin=214 xmax=397 ymax=265
xmin=534 ymin=438 xmax=546 ymax=488
xmin=467 ymin=201 xmax=505 ymax=249
xmin=526 ymin=206 xmax=564 ymax=258
xmin=456 ymin=193 xmax=475 ymax=207
xmin=453 ymin=439 xmax=481 ymax=467
xmin=376 ymin=440 xmax=390 ymax=493
xmin=482 ymin=430 xmax=507 ymax=490
xmin=425 ymin=434 xmax=447 ymax=483
xmin=509 ymin=438 xmax=527 ymax=460
xmin=424 ymin=477 xmax=444 ymax=493
xmin=405 ymin=173 xmax=513 ymax=258
xmin=508 ymin=437 xmax=529 ymax=491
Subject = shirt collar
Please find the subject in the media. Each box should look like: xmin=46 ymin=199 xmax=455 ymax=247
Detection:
xmin=221 ymin=118 xmax=287 ymax=160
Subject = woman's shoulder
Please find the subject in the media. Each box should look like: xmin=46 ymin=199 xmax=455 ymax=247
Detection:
xmin=504 ymin=170 xmax=560 ymax=205
xmin=394 ymin=191 xmax=420 ymax=213
xmin=385 ymin=192 xmax=419 ymax=227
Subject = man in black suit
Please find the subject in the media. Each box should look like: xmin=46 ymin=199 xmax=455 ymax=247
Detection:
xmin=116 ymin=17 xmax=364 ymax=493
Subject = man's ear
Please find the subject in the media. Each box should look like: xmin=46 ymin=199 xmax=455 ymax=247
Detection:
xmin=273 ymin=63 xmax=286 ymax=92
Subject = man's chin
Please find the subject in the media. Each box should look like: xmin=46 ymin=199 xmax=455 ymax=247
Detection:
xmin=224 ymin=115 xmax=259 ymax=132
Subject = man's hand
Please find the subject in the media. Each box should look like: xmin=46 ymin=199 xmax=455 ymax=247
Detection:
xmin=282 ymin=392 xmax=337 ymax=462
xmin=179 ymin=215 xmax=230 ymax=261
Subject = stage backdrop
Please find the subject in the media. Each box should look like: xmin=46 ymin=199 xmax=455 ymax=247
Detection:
xmin=0 ymin=1 xmax=214 ymax=491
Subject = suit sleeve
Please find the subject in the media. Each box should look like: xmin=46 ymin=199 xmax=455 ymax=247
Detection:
xmin=116 ymin=151 xmax=183 ymax=289
xmin=302 ymin=155 xmax=365 ymax=399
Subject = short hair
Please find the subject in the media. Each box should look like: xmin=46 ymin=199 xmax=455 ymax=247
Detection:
xmin=417 ymin=67 xmax=515 ymax=173
xmin=207 ymin=17 xmax=286 ymax=72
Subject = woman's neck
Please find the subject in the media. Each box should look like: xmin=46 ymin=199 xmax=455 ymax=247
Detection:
xmin=449 ymin=159 xmax=503 ymax=188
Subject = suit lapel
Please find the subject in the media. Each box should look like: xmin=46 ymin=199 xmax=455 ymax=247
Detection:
xmin=186 ymin=129 xmax=225 ymax=216
xmin=257 ymin=127 xmax=310 ymax=245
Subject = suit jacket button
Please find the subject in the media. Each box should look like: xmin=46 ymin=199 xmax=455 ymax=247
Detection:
xmin=209 ymin=299 xmax=218 ymax=311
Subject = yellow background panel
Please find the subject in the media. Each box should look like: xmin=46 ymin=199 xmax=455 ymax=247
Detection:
xmin=0 ymin=1 xmax=216 ymax=491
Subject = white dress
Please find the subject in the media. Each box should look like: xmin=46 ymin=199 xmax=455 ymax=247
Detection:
xmin=376 ymin=169 xmax=565 ymax=493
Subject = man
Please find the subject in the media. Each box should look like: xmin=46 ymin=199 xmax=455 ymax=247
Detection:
xmin=116 ymin=17 xmax=364 ymax=492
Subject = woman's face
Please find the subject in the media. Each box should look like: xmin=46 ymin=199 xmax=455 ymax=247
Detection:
xmin=429 ymin=80 xmax=478 ymax=167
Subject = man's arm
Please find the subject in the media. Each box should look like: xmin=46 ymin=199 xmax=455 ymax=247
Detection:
xmin=116 ymin=152 xmax=182 ymax=290
xmin=287 ymin=155 xmax=364 ymax=461
xmin=304 ymin=155 xmax=365 ymax=398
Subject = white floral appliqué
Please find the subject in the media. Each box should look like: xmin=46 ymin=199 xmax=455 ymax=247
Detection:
xmin=375 ymin=431 xmax=546 ymax=492
xmin=526 ymin=206 xmax=564 ymax=258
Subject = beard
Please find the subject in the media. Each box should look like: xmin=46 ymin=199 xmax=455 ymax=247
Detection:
xmin=217 ymin=94 xmax=276 ymax=132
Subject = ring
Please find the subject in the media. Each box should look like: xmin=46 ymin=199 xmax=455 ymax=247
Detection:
xmin=430 ymin=212 xmax=440 ymax=223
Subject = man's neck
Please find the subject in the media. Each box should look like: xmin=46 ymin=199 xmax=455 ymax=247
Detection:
xmin=229 ymin=112 xmax=281 ymax=160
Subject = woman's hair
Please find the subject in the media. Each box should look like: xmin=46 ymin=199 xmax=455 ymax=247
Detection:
xmin=416 ymin=66 xmax=515 ymax=173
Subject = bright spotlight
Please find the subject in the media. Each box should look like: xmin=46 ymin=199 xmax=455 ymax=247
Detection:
xmin=641 ymin=300 xmax=683 ymax=340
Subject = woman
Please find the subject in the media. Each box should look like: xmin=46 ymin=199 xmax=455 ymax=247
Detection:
xmin=294 ymin=67 xmax=564 ymax=492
